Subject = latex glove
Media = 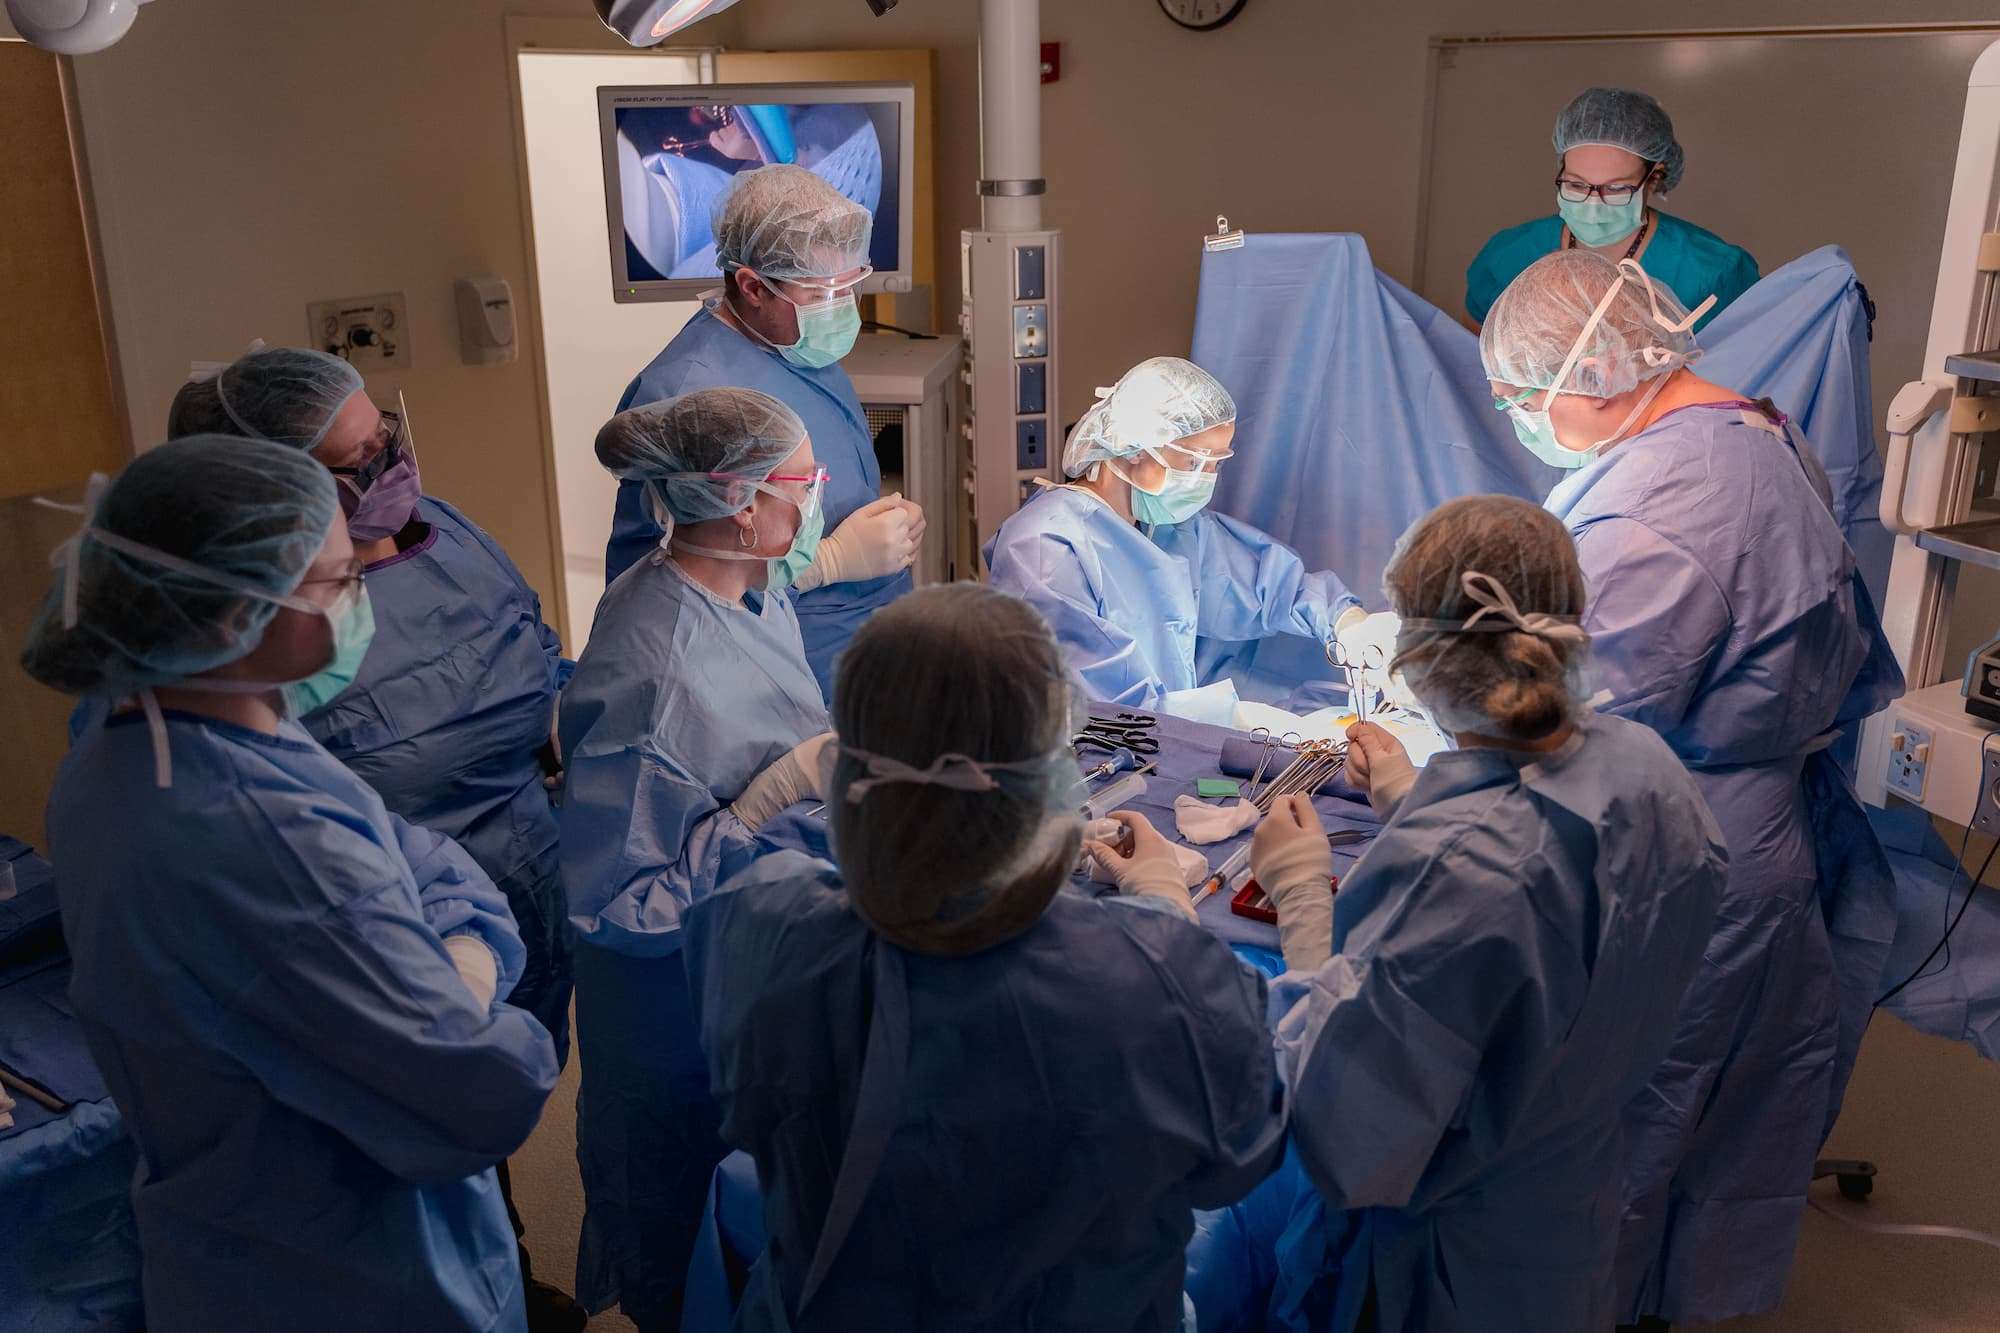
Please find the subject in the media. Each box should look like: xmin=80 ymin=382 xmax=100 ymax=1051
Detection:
xmin=1344 ymin=720 xmax=1418 ymax=821
xmin=1084 ymin=818 xmax=1210 ymax=889
xmin=1251 ymin=794 xmax=1336 ymax=971
xmin=1173 ymin=794 xmax=1261 ymax=845
xmin=793 ymin=495 xmax=925 ymax=591
xmin=444 ymin=933 xmax=500 ymax=1010
xmin=730 ymin=732 xmax=836 ymax=832
xmin=1083 ymin=812 xmax=1197 ymax=920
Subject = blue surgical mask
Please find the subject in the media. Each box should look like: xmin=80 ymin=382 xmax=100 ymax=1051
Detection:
xmin=1557 ymin=192 xmax=1646 ymax=248
xmin=283 ymin=584 xmax=376 ymax=716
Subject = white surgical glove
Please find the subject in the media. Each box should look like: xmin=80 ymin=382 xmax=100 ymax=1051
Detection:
xmin=792 ymin=495 xmax=925 ymax=590
xmin=444 ymin=934 xmax=500 ymax=1010
xmin=1344 ymin=720 xmax=1418 ymax=821
xmin=730 ymin=732 xmax=836 ymax=832
xmin=1082 ymin=812 xmax=1197 ymax=920
xmin=1173 ymin=794 xmax=1261 ymax=845
xmin=1251 ymin=793 xmax=1336 ymax=971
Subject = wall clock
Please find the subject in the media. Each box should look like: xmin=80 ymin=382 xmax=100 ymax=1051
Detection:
xmin=1158 ymin=0 xmax=1249 ymax=33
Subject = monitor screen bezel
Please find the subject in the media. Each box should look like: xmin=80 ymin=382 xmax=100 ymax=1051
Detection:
xmin=598 ymin=80 xmax=916 ymax=305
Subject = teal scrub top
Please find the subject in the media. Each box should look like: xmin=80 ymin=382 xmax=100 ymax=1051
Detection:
xmin=1465 ymin=210 xmax=1758 ymax=331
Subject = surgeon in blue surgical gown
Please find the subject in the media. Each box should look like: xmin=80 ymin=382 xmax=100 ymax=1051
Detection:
xmin=559 ymin=387 xmax=835 ymax=1332
xmin=1251 ymin=495 xmax=1726 ymax=1333
xmin=985 ymin=356 xmax=1361 ymax=725
xmin=1480 ymin=250 xmax=1904 ymax=1327
xmin=687 ymin=582 xmax=1285 ymax=1331
xmin=26 ymin=436 xmax=558 ymax=1333
xmin=607 ymin=163 xmax=923 ymax=697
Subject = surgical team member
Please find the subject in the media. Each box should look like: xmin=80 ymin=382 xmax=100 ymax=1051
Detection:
xmin=686 ymin=583 xmax=1286 ymax=1330
xmin=1248 ymin=495 xmax=1726 ymax=1332
xmin=560 ymin=387 xmax=834 ymax=1332
xmin=1481 ymin=250 xmax=1904 ymax=1328
xmin=170 ymin=347 xmax=583 ymax=1329
xmin=607 ymin=162 xmax=923 ymax=696
xmin=1466 ymin=87 xmax=1757 ymax=332
xmin=985 ymin=356 xmax=1361 ymax=724
xmin=23 ymin=436 xmax=558 ymax=1333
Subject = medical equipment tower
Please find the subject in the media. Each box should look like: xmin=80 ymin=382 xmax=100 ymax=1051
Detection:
xmin=960 ymin=0 xmax=1062 ymax=568
xmin=1864 ymin=38 xmax=2000 ymax=834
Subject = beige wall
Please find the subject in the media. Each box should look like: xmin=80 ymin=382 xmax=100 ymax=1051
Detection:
xmin=70 ymin=0 xmax=603 ymax=619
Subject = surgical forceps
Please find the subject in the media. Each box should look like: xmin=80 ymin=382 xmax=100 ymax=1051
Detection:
xmin=1325 ymin=637 xmax=1387 ymax=723
xmin=1245 ymin=727 xmax=1301 ymax=801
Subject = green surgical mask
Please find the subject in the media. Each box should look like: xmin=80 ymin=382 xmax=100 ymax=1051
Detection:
xmin=1557 ymin=192 xmax=1646 ymax=248
xmin=766 ymin=286 xmax=862 ymax=369
xmin=768 ymin=497 xmax=825 ymax=588
xmin=1119 ymin=463 xmax=1217 ymax=527
xmin=283 ymin=585 xmax=376 ymax=717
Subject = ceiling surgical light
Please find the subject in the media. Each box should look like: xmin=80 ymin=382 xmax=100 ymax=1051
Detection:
xmin=593 ymin=0 xmax=895 ymax=47
xmin=6 ymin=0 xmax=156 ymax=55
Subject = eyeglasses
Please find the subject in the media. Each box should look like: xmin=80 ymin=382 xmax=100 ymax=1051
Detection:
xmin=1493 ymin=387 xmax=1544 ymax=412
xmin=1152 ymin=440 xmax=1234 ymax=472
xmin=758 ymin=268 xmax=875 ymax=303
xmin=707 ymin=466 xmax=830 ymax=520
xmin=297 ymin=559 xmax=367 ymax=601
xmin=331 ymin=392 xmax=412 ymax=489
xmin=1554 ymin=167 xmax=1655 ymax=206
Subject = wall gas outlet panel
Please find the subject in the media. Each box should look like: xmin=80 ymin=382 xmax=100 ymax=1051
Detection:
xmin=308 ymin=292 xmax=410 ymax=370
xmin=1885 ymin=722 xmax=1933 ymax=803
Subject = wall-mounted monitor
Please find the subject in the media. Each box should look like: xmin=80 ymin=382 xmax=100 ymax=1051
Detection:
xmin=598 ymin=81 xmax=914 ymax=303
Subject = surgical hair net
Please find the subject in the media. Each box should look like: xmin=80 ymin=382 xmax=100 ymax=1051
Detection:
xmin=828 ymin=584 xmax=1085 ymax=957
xmin=1554 ymin=86 xmax=1685 ymax=193
xmin=1061 ymin=356 xmax=1238 ymax=479
xmin=595 ymin=386 xmax=807 ymax=526
xmin=1479 ymin=250 xmax=1699 ymax=400
xmin=713 ymin=163 xmax=873 ymax=282
xmin=20 ymin=435 xmax=339 ymax=698
xmin=206 ymin=346 xmax=366 ymax=453
xmin=1382 ymin=495 xmax=1591 ymax=741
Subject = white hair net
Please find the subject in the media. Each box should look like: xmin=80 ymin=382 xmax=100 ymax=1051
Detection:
xmin=1554 ymin=87 xmax=1685 ymax=193
xmin=206 ymin=346 xmax=367 ymax=453
xmin=594 ymin=386 xmax=806 ymax=526
xmin=1061 ymin=356 xmax=1237 ymax=479
xmin=1384 ymin=495 xmax=1593 ymax=741
xmin=20 ymin=435 xmax=339 ymax=698
xmin=1479 ymin=251 xmax=1703 ymax=400
xmin=713 ymin=163 xmax=873 ymax=282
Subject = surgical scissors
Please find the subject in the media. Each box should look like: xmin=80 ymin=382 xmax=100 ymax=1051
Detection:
xmin=1074 ymin=713 xmax=1161 ymax=755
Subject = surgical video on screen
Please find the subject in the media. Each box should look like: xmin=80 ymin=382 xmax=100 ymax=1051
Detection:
xmin=613 ymin=101 xmax=902 ymax=284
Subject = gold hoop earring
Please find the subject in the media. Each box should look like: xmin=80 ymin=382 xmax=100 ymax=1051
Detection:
xmin=738 ymin=521 xmax=758 ymax=550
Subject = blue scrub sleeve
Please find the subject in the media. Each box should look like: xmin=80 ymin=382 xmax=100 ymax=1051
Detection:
xmin=444 ymin=497 xmax=571 ymax=689
xmin=561 ymin=746 xmax=758 ymax=948
xmin=216 ymin=870 xmax=558 ymax=1181
xmin=1271 ymin=950 xmax=1484 ymax=1212
xmin=1189 ymin=513 xmax=1359 ymax=645
xmin=1573 ymin=516 xmax=1732 ymax=735
xmin=393 ymin=814 xmax=528 ymax=999
xmin=1000 ymin=531 xmax=1171 ymax=712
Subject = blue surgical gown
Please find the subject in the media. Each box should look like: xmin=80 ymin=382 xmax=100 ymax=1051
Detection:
xmin=47 ymin=709 xmax=558 ymax=1333
xmin=304 ymin=496 xmax=574 ymax=1064
xmin=1266 ymin=711 xmax=1727 ymax=1333
xmin=984 ymin=485 xmax=1358 ymax=715
xmin=607 ymin=306 xmax=911 ymax=697
xmin=1465 ymin=210 xmax=1759 ymax=330
xmin=557 ymin=553 xmax=829 ymax=1331
xmin=685 ymin=853 xmax=1287 ymax=1331
xmin=1543 ymin=401 xmax=1905 ymax=1324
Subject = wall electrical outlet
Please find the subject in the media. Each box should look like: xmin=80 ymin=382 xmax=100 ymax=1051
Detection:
xmin=307 ymin=292 xmax=410 ymax=370
xmin=1885 ymin=722 xmax=1933 ymax=802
